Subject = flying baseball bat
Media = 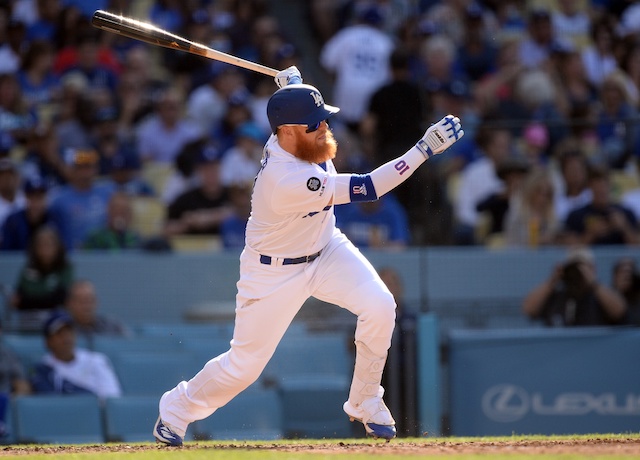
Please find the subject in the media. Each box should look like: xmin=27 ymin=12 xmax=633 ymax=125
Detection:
xmin=91 ymin=10 xmax=279 ymax=77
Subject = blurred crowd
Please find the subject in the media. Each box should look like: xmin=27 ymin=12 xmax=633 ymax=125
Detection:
xmin=0 ymin=0 xmax=639 ymax=255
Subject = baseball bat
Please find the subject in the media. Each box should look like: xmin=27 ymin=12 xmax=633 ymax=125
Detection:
xmin=91 ymin=10 xmax=279 ymax=77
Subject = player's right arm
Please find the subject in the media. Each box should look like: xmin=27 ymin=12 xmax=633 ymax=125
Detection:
xmin=333 ymin=115 xmax=464 ymax=205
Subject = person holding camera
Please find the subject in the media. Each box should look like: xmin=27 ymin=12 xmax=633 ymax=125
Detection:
xmin=612 ymin=258 xmax=640 ymax=326
xmin=522 ymin=248 xmax=627 ymax=326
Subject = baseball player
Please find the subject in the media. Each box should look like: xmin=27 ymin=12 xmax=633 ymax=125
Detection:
xmin=153 ymin=66 xmax=463 ymax=445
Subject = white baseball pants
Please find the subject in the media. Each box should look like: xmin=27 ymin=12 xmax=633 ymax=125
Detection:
xmin=159 ymin=230 xmax=396 ymax=434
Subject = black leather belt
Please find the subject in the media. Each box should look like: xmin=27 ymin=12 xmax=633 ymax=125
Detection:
xmin=260 ymin=249 xmax=322 ymax=265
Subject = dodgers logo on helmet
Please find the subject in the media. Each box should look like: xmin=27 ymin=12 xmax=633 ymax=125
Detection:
xmin=267 ymin=83 xmax=340 ymax=133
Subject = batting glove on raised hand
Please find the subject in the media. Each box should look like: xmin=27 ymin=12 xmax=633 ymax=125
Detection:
xmin=275 ymin=65 xmax=302 ymax=88
xmin=415 ymin=114 xmax=464 ymax=159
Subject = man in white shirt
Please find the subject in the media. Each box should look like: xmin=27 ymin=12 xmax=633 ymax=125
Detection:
xmin=30 ymin=311 xmax=122 ymax=400
xmin=320 ymin=5 xmax=395 ymax=130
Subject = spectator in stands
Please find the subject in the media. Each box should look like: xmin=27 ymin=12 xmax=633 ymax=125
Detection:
xmin=0 ymin=158 xmax=25 ymax=230
xmin=82 ymin=191 xmax=140 ymax=251
xmin=621 ymin=153 xmax=640 ymax=221
xmin=593 ymin=70 xmax=639 ymax=169
xmin=0 ymin=18 xmax=26 ymax=75
xmin=20 ymin=124 xmax=69 ymax=189
xmin=378 ymin=266 xmax=417 ymax=437
xmin=186 ymin=66 xmax=245 ymax=138
xmin=106 ymin=149 xmax=155 ymax=197
xmin=10 ymin=226 xmax=74 ymax=331
xmin=553 ymin=149 xmax=593 ymax=223
xmin=220 ymin=121 xmax=266 ymax=187
xmin=17 ymin=39 xmax=60 ymax=112
xmin=454 ymin=125 xmax=512 ymax=244
xmin=581 ymin=16 xmax=618 ymax=88
xmin=522 ymin=247 xmax=627 ymax=327
xmin=26 ymin=0 xmax=62 ymax=42
xmin=564 ymin=166 xmax=639 ymax=245
xmin=504 ymin=168 xmax=560 ymax=247
xmin=320 ymin=4 xmax=395 ymax=132
xmin=49 ymin=147 xmax=115 ymax=249
xmin=64 ymin=279 xmax=131 ymax=344
xmin=1 ymin=176 xmax=63 ymax=251
xmin=210 ymin=89 xmax=254 ymax=156
xmin=475 ymin=154 xmax=530 ymax=242
xmin=517 ymin=9 xmax=559 ymax=69
xmin=335 ymin=194 xmax=410 ymax=250
xmin=551 ymin=0 xmax=591 ymax=51
xmin=220 ymin=182 xmax=252 ymax=250
xmin=0 ymin=74 xmax=36 ymax=151
xmin=136 ymin=86 xmax=202 ymax=164
xmin=0 ymin=318 xmax=31 ymax=439
xmin=60 ymin=31 xmax=119 ymax=93
xmin=361 ymin=46 xmax=426 ymax=167
xmin=455 ymin=2 xmax=497 ymax=83
xmin=612 ymin=257 xmax=640 ymax=326
xmin=30 ymin=310 xmax=122 ymax=400
xmin=165 ymin=145 xmax=232 ymax=237
xmin=53 ymin=73 xmax=94 ymax=152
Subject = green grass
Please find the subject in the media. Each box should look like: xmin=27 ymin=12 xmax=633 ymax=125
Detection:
xmin=3 ymin=433 xmax=639 ymax=459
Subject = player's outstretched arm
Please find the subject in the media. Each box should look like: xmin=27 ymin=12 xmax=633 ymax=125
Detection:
xmin=333 ymin=115 xmax=464 ymax=204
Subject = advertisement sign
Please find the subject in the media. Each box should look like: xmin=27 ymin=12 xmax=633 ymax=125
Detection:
xmin=449 ymin=328 xmax=640 ymax=436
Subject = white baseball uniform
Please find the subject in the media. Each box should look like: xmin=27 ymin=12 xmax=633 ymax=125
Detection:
xmin=158 ymin=116 xmax=462 ymax=436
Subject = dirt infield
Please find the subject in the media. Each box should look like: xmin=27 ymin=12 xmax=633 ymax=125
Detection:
xmin=2 ymin=437 xmax=640 ymax=457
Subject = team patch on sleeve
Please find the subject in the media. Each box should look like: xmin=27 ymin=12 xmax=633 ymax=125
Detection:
xmin=349 ymin=174 xmax=378 ymax=202
xmin=307 ymin=177 xmax=321 ymax=191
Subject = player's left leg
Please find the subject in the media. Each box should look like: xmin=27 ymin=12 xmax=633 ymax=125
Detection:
xmin=310 ymin=232 xmax=397 ymax=440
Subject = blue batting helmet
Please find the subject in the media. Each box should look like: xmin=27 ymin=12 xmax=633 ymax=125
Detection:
xmin=266 ymin=84 xmax=340 ymax=134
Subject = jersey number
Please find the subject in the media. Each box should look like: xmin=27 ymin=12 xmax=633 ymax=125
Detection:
xmin=394 ymin=160 xmax=410 ymax=175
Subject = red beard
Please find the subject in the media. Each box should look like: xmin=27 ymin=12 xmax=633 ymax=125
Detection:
xmin=294 ymin=128 xmax=338 ymax=164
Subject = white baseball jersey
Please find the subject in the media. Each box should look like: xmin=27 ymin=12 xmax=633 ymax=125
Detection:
xmin=246 ymin=134 xmax=337 ymax=258
xmin=320 ymin=25 xmax=394 ymax=123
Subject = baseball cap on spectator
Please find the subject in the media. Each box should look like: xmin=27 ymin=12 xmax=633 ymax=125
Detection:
xmin=496 ymin=155 xmax=530 ymax=181
xmin=94 ymin=106 xmax=119 ymax=124
xmin=465 ymin=2 xmax=484 ymax=20
xmin=356 ymin=5 xmax=384 ymax=27
xmin=228 ymin=89 xmax=251 ymax=107
xmin=23 ymin=176 xmax=49 ymax=194
xmin=236 ymin=121 xmax=265 ymax=143
xmin=563 ymin=247 xmax=595 ymax=266
xmin=197 ymin=144 xmax=223 ymax=165
xmin=110 ymin=149 xmax=141 ymax=171
xmin=43 ymin=311 xmax=74 ymax=337
xmin=529 ymin=9 xmax=551 ymax=22
xmin=64 ymin=148 xmax=99 ymax=166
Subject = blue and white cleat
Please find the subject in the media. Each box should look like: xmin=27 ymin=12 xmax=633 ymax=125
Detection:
xmin=343 ymin=396 xmax=397 ymax=441
xmin=153 ymin=416 xmax=183 ymax=446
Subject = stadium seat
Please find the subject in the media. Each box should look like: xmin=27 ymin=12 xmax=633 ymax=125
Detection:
xmin=12 ymin=395 xmax=104 ymax=444
xmin=278 ymin=376 xmax=352 ymax=439
xmin=110 ymin=350 xmax=200 ymax=397
xmin=262 ymin=333 xmax=353 ymax=385
xmin=130 ymin=196 xmax=166 ymax=238
xmin=192 ymin=387 xmax=283 ymax=440
xmin=2 ymin=334 xmax=47 ymax=374
xmin=91 ymin=335 xmax=182 ymax=361
xmin=103 ymin=395 xmax=196 ymax=443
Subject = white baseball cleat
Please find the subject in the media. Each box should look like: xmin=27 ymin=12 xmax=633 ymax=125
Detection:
xmin=343 ymin=394 xmax=396 ymax=441
xmin=153 ymin=416 xmax=183 ymax=446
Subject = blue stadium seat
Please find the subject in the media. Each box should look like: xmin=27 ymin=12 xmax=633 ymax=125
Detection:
xmin=103 ymin=395 xmax=197 ymax=443
xmin=277 ymin=375 xmax=352 ymax=439
xmin=136 ymin=322 xmax=235 ymax=340
xmin=91 ymin=335 xmax=182 ymax=359
xmin=263 ymin=333 xmax=353 ymax=384
xmin=2 ymin=334 xmax=46 ymax=374
xmin=192 ymin=387 xmax=283 ymax=440
xmin=110 ymin=350 xmax=200 ymax=397
xmin=12 ymin=395 xmax=104 ymax=444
